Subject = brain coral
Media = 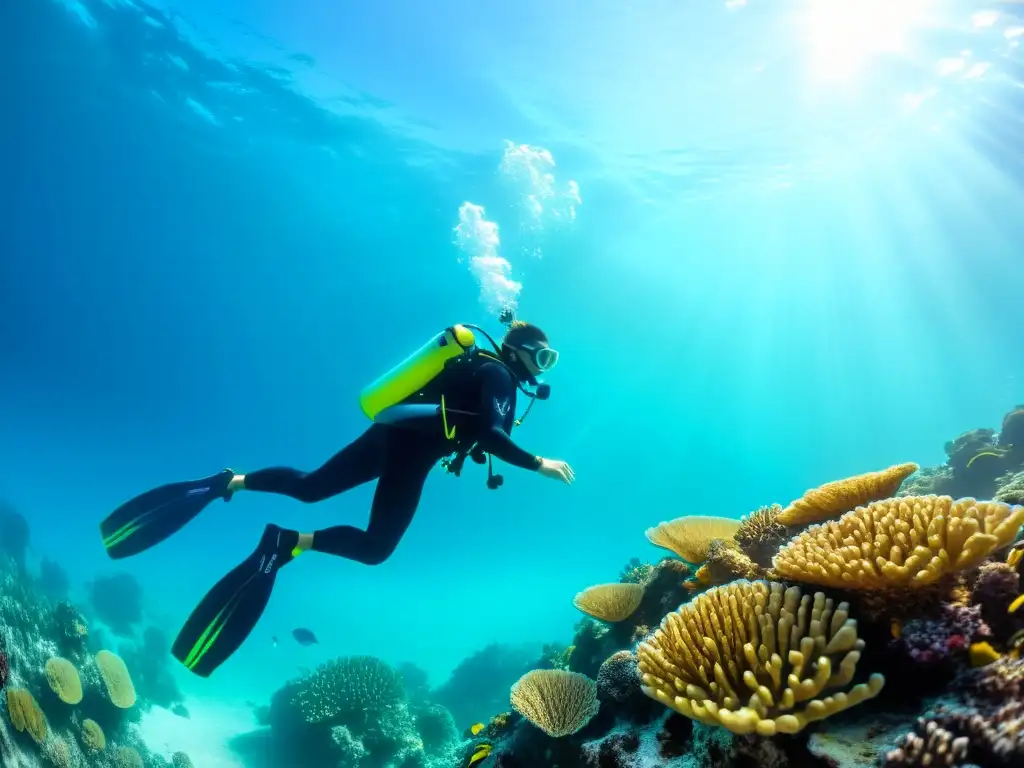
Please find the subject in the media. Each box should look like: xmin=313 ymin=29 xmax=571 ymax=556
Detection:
xmin=293 ymin=655 xmax=406 ymax=724
xmin=45 ymin=656 xmax=83 ymax=705
xmin=510 ymin=669 xmax=600 ymax=738
xmin=774 ymin=495 xmax=1024 ymax=590
xmin=636 ymin=579 xmax=884 ymax=736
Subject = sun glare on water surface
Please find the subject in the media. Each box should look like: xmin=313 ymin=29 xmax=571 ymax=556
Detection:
xmin=800 ymin=0 xmax=935 ymax=82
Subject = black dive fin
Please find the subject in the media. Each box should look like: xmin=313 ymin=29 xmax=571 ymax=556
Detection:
xmin=100 ymin=469 xmax=234 ymax=560
xmin=172 ymin=524 xmax=297 ymax=678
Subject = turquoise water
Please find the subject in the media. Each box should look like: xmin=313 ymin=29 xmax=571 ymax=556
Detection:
xmin=3 ymin=0 xmax=1023 ymax=762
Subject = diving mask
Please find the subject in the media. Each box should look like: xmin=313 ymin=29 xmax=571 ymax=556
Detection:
xmin=522 ymin=344 xmax=559 ymax=372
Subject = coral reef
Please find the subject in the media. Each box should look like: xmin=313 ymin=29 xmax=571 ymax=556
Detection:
xmin=0 ymin=516 xmax=193 ymax=768
xmin=231 ymin=655 xmax=463 ymax=768
xmin=573 ymin=584 xmax=645 ymax=623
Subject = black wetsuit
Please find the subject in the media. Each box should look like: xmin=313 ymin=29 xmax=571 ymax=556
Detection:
xmin=243 ymin=358 xmax=540 ymax=565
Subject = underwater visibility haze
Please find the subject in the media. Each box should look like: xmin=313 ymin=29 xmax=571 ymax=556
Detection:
xmin=2 ymin=0 xmax=1024 ymax=766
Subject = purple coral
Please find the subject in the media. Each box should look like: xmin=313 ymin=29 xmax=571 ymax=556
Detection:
xmin=898 ymin=603 xmax=990 ymax=666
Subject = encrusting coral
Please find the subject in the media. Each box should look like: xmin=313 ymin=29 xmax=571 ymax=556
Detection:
xmin=702 ymin=539 xmax=764 ymax=583
xmin=773 ymin=495 xmax=1024 ymax=590
xmin=510 ymin=669 xmax=600 ymax=738
xmin=776 ymin=462 xmax=920 ymax=526
xmin=636 ymin=579 xmax=885 ymax=736
xmin=572 ymin=583 xmax=645 ymax=623
xmin=644 ymin=516 xmax=742 ymax=563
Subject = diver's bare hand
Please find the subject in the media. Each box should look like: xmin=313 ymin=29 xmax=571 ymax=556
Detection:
xmin=538 ymin=458 xmax=575 ymax=485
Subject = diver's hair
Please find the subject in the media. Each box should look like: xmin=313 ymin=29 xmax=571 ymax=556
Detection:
xmin=501 ymin=321 xmax=548 ymax=351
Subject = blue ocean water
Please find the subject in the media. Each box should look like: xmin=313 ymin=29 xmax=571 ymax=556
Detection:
xmin=2 ymin=0 xmax=1024 ymax=763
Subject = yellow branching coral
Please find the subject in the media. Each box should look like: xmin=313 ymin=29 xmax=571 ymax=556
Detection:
xmin=636 ymin=579 xmax=885 ymax=736
xmin=45 ymin=656 xmax=83 ymax=705
xmin=573 ymin=583 xmax=644 ymax=622
xmin=778 ymin=463 xmax=920 ymax=527
xmin=81 ymin=719 xmax=106 ymax=751
xmin=6 ymin=688 xmax=47 ymax=744
xmin=510 ymin=669 xmax=600 ymax=737
xmin=645 ymin=516 xmax=742 ymax=563
xmin=774 ymin=495 xmax=1024 ymax=590
xmin=95 ymin=650 xmax=137 ymax=709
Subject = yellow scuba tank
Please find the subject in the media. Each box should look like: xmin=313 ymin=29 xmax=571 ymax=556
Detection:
xmin=359 ymin=324 xmax=477 ymax=421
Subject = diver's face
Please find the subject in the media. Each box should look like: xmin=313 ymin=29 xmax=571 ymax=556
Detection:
xmin=511 ymin=341 xmax=559 ymax=377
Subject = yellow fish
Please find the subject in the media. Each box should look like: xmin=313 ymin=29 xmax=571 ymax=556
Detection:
xmin=1009 ymin=594 xmax=1024 ymax=615
xmin=470 ymin=723 xmax=485 ymax=736
xmin=466 ymin=743 xmax=492 ymax=767
xmin=890 ymin=619 xmax=902 ymax=640
xmin=969 ymin=641 xmax=1001 ymax=667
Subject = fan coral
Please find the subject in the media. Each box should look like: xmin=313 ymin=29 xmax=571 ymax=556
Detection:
xmin=573 ymin=583 xmax=645 ymax=623
xmin=636 ymin=579 xmax=885 ymax=736
xmin=644 ymin=516 xmax=741 ymax=563
xmin=735 ymin=504 xmax=788 ymax=567
xmin=510 ymin=669 xmax=600 ymax=738
xmin=292 ymin=655 xmax=406 ymax=724
xmin=881 ymin=718 xmax=969 ymax=767
xmin=777 ymin=462 xmax=919 ymax=526
xmin=96 ymin=650 xmax=137 ymax=708
xmin=45 ymin=656 xmax=83 ymax=705
xmin=773 ymin=496 xmax=1024 ymax=590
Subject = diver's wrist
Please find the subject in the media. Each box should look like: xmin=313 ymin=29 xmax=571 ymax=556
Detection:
xmin=532 ymin=455 xmax=543 ymax=470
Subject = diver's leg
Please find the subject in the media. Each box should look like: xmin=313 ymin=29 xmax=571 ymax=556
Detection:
xmin=306 ymin=444 xmax=436 ymax=565
xmin=232 ymin=425 xmax=386 ymax=503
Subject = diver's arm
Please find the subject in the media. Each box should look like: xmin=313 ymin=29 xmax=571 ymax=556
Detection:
xmin=474 ymin=364 xmax=543 ymax=470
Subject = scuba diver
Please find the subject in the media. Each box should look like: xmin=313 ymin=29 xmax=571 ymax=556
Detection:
xmin=99 ymin=313 xmax=573 ymax=678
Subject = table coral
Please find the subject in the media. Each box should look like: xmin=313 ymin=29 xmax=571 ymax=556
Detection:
xmin=644 ymin=516 xmax=741 ymax=563
xmin=573 ymin=583 xmax=645 ymax=623
xmin=637 ymin=579 xmax=885 ymax=736
xmin=777 ymin=463 xmax=919 ymax=527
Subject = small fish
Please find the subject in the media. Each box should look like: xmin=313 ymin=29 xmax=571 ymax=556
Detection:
xmin=465 ymin=743 xmax=492 ymax=767
xmin=292 ymin=628 xmax=319 ymax=646
xmin=969 ymin=641 xmax=1001 ymax=667
xmin=271 ymin=636 xmax=278 ymax=648
xmin=470 ymin=723 xmax=485 ymax=736
xmin=890 ymin=619 xmax=902 ymax=640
